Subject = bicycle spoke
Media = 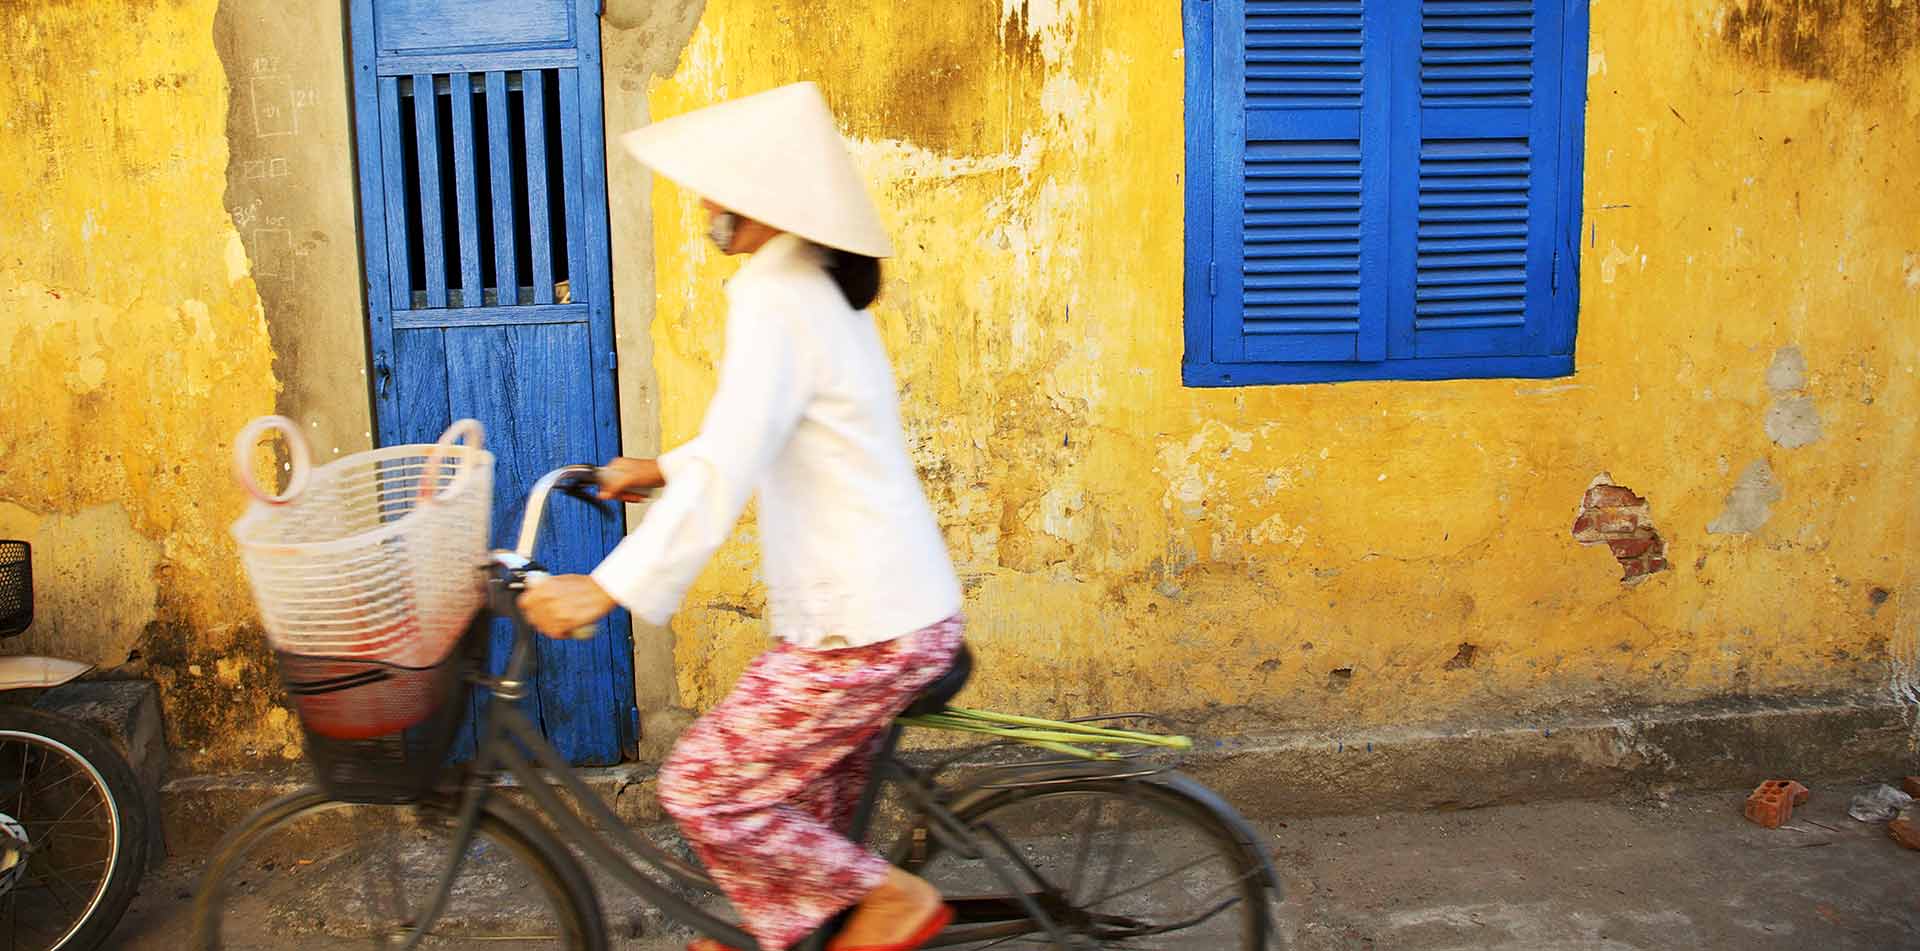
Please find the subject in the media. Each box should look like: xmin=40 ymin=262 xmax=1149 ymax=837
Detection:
xmin=1115 ymin=894 xmax=1246 ymax=938
xmin=972 ymin=932 xmax=1053 ymax=950
xmin=1082 ymin=852 xmax=1217 ymax=907
xmin=1 ymin=898 xmax=65 ymax=944
xmin=14 ymin=742 xmax=28 ymax=823
xmin=1063 ymin=796 xmax=1105 ymax=902
xmin=46 ymin=786 xmax=106 ymax=828
xmin=38 ymin=855 xmax=112 ymax=878
xmin=1085 ymin=792 xmax=1137 ymax=909
xmin=38 ymin=858 xmax=99 ymax=910
xmin=915 ymin=779 xmax=1268 ymax=951
xmin=23 ymin=759 xmax=85 ymax=796
xmin=29 ymin=826 xmax=111 ymax=845
xmin=31 ymin=816 xmax=112 ymax=829
xmin=974 ymin=820 xmax=1065 ymax=896
xmin=368 ymin=820 xmax=415 ymax=935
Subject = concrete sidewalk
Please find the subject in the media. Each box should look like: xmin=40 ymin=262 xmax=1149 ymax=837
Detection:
xmin=111 ymin=780 xmax=1918 ymax=949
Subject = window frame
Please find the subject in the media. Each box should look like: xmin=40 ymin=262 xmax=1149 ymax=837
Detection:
xmin=1182 ymin=0 xmax=1593 ymax=387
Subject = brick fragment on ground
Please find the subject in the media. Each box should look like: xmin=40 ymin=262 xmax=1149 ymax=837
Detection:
xmin=1744 ymin=779 xmax=1809 ymax=829
xmin=1890 ymin=806 xmax=1920 ymax=851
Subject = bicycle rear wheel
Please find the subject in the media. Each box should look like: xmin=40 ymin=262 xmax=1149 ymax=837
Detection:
xmin=0 ymin=706 xmax=149 ymax=951
xmin=898 ymin=774 xmax=1274 ymax=949
xmin=190 ymin=788 xmax=606 ymax=950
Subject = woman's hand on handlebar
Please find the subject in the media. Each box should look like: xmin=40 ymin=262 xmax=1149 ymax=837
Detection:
xmin=520 ymin=574 xmax=617 ymax=639
xmin=596 ymin=456 xmax=665 ymax=503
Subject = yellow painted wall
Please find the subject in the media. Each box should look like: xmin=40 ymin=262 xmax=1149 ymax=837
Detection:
xmin=643 ymin=1 xmax=1920 ymax=727
xmin=3 ymin=0 xmax=1913 ymax=769
xmin=1 ymin=2 xmax=298 ymax=762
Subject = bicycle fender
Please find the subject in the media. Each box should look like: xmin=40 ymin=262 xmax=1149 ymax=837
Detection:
xmin=1147 ymin=772 xmax=1282 ymax=893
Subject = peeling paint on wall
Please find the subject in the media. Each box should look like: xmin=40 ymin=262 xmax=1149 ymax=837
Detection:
xmin=1 ymin=0 xmax=287 ymax=765
xmin=602 ymin=0 xmax=711 ymax=754
xmin=1708 ymin=461 xmax=1785 ymax=534
xmin=1764 ymin=345 xmax=1823 ymax=448
xmin=212 ymin=0 xmax=374 ymax=465
xmin=0 ymin=503 xmax=160 ymax=665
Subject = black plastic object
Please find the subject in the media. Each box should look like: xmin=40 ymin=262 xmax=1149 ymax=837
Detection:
xmin=277 ymin=618 xmax=484 ymax=804
xmin=0 ymin=540 xmax=30 ymax=638
xmin=903 ymin=644 xmax=973 ymax=717
xmin=554 ymin=478 xmax=620 ymax=524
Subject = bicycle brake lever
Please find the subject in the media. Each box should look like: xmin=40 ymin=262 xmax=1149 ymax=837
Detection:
xmin=555 ymin=480 xmax=619 ymax=525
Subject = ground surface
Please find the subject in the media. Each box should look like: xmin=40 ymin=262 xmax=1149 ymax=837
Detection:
xmin=112 ymin=781 xmax=1919 ymax=949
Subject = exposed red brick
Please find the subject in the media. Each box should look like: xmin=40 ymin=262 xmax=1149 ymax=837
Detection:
xmin=1573 ymin=476 xmax=1671 ymax=585
xmin=1593 ymin=510 xmax=1645 ymax=535
xmin=1620 ymin=553 xmax=1666 ymax=584
xmin=1608 ymin=536 xmax=1658 ymax=559
xmin=1584 ymin=484 xmax=1646 ymax=509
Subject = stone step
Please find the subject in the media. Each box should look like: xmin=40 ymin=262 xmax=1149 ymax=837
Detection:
xmin=35 ymin=678 xmax=170 ymax=870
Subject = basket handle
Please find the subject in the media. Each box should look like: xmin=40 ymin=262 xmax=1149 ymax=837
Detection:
xmin=233 ymin=416 xmax=313 ymax=506
xmin=421 ymin=419 xmax=486 ymax=504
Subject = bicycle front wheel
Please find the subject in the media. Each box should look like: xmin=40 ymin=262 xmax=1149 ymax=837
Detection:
xmin=190 ymin=788 xmax=606 ymax=950
xmin=898 ymin=774 xmax=1275 ymax=950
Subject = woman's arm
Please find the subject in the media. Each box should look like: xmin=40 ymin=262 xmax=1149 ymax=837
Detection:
xmin=523 ymin=305 xmax=808 ymax=638
xmin=596 ymin=456 xmax=666 ymax=502
xmin=603 ymin=295 xmax=816 ymax=612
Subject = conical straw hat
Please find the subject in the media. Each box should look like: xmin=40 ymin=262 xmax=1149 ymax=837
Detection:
xmin=620 ymin=82 xmax=894 ymax=258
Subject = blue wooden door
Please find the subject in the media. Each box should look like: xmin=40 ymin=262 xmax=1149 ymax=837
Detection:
xmin=347 ymin=0 xmax=636 ymax=764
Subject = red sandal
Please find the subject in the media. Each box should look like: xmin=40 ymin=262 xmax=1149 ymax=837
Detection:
xmin=831 ymin=904 xmax=954 ymax=951
xmin=688 ymin=903 xmax=953 ymax=951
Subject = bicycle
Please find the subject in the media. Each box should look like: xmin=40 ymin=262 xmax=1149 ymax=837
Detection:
xmin=191 ymin=465 xmax=1280 ymax=950
xmin=0 ymin=540 xmax=151 ymax=951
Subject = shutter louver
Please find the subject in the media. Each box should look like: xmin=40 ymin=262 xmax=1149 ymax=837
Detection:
xmin=1409 ymin=0 xmax=1564 ymax=358
xmin=1222 ymin=0 xmax=1389 ymax=364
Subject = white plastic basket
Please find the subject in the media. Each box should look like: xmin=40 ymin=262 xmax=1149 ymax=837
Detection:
xmin=230 ymin=417 xmax=494 ymax=669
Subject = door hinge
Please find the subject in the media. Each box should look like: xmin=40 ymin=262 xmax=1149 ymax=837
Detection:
xmin=1551 ymin=250 xmax=1561 ymax=293
xmin=1208 ymin=261 xmax=1218 ymax=297
xmin=608 ymin=350 xmax=618 ymax=371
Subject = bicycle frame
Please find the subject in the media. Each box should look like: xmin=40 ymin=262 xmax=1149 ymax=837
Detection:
xmin=397 ymin=467 xmax=1085 ymax=951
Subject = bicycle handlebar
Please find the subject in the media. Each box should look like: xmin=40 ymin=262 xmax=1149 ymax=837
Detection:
xmin=484 ymin=464 xmax=610 ymax=646
xmin=512 ymin=464 xmax=603 ymax=560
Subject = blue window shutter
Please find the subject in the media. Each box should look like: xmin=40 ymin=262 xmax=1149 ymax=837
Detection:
xmin=1391 ymin=0 xmax=1571 ymax=360
xmin=1212 ymin=0 xmax=1391 ymax=364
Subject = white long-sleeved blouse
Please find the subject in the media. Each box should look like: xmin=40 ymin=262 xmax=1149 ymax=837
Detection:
xmin=591 ymin=234 xmax=962 ymax=649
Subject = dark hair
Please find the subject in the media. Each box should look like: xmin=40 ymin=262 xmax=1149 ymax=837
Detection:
xmin=824 ymin=249 xmax=882 ymax=310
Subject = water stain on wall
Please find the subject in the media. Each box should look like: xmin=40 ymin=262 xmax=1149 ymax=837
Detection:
xmin=1720 ymin=0 xmax=1920 ymax=86
xmin=745 ymin=0 xmax=1049 ymax=157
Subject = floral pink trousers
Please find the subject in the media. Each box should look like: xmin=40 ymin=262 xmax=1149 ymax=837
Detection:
xmin=657 ymin=616 xmax=965 ymax=950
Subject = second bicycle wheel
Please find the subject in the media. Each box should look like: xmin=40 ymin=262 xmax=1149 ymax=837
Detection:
xmin=897 ymin=774 xmax=1274 ymax=950
xmin=189 ymin=788 xmax=606 ymax=950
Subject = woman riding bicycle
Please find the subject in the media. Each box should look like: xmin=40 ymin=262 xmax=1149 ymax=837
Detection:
xmin=520 ymin=82 xmax=963 ymax=951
